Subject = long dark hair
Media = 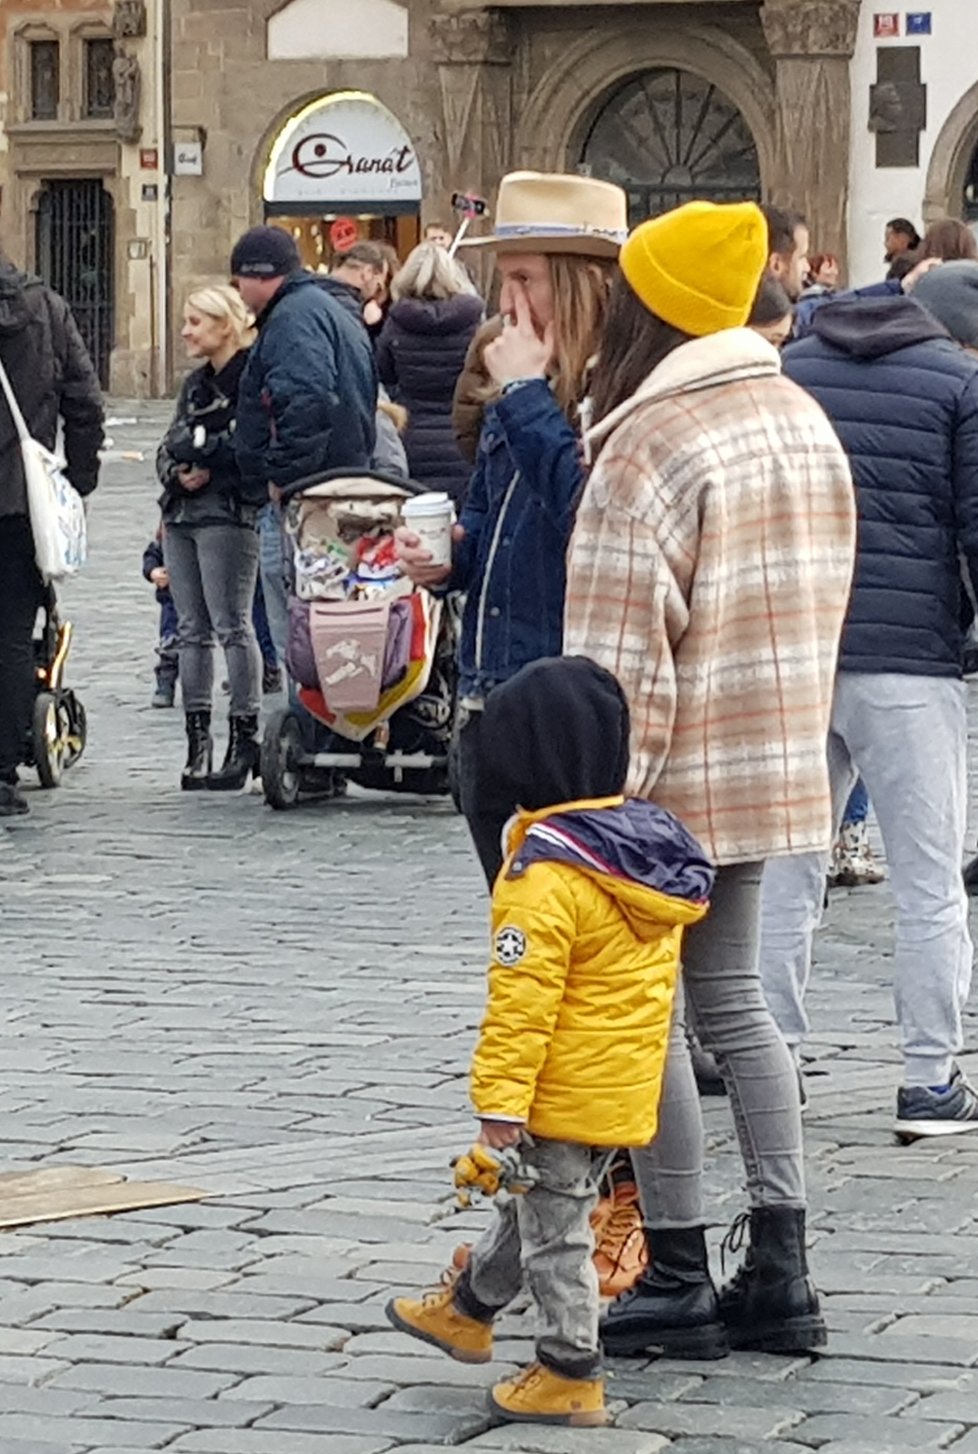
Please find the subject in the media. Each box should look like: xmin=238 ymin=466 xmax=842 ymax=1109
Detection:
xmin=590 ymin=275 xmax=694 ymax=430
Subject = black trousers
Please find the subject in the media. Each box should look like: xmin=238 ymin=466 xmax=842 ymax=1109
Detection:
xmin=0 ymin=517 xmax=41 ymax=781
xmin=455 ymin=707 xmax=516 ymax=889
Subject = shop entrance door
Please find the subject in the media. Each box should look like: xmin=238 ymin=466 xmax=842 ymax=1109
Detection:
xmin=581 ymin=69 xmax=761 ymax=226
xmin=36 ymin=179 xmax=115 ymax=389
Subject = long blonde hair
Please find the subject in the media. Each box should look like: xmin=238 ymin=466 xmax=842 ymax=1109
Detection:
xmin=391 ymin=242 xmax=477 ymax=302
xmin=186 ymin=284 xmax=255 ymax=349
xmin=548 ymin=255 xmax=617 ymax=417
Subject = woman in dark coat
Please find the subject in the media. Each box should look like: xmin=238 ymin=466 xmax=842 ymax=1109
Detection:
xmin=377 ymin=243 xmax=483 ymax=504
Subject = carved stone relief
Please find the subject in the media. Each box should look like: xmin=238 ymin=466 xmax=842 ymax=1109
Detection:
xmin=430 ymin=11 xmax=511 ymax=67
xmin=113 ymin=48 xmax=142 ymax=142
xmin=113 ymin=0 xmax=148 ymax=40
xmin=761 ymin=0 xmax=861 ymax=58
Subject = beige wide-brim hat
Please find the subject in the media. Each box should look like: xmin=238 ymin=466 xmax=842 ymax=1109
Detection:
xmin=461 ymin=171 xmax=629 ymax=258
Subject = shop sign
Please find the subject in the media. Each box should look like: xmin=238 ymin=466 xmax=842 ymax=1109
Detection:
xmin=873 ymin=13 xmax=900 ymax=36
xmin=265 ymin=91 xmax=422 ymax=206
xmin=329 ymin=217 xmax=360 ymax=251
xmin=906 ymin=12 xmax=932 ymax=34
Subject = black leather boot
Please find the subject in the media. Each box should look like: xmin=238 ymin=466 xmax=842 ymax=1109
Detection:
xmin=718 ymin=1207 xmax=826 ymax=1353
xmin=599 ymin=1226 xmax=729 ymax=1359
xmin=207 ymin=714 xmax=260 ymax=791
xmin=180 ymin=710 xmax=213 ymax=791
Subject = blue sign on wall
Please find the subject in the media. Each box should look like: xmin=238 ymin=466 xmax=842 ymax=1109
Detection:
xmin=906 ymin=12 xmax=933 ymax=34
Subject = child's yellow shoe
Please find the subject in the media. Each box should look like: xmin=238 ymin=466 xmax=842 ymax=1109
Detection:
xmin=489 ymin=1362 xmax=607 ymax=1426
xmin=386 ymin=1273 xmax=493 ymax=1364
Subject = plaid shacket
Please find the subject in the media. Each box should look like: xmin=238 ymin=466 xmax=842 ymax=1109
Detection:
xmin=565 ymin=329 xmax=856 ymax=867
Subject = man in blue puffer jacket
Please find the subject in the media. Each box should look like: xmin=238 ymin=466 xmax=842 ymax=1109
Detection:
xmin=759 ymin=263 xmax=978 ymax=1141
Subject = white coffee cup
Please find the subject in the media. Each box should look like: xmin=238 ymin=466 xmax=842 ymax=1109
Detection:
xmin=402 ymin=491 xmax=455 ymax=569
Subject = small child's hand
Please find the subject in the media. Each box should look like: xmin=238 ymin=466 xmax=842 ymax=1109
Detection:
xmin=479 ymin=1119 xmax=523 ymax=1150
xmin=150 ymin=566 xmax=170 ymax=589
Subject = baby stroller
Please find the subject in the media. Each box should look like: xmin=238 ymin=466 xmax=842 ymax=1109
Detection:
xmin=23 ymin=586 xmax=88 ymax=788
xmin=260 ymin=469 xmax=458 ymax=810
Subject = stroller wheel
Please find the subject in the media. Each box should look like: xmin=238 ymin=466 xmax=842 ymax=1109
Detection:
xmin=63 ymin=694 xmax=87 ymax=769
xmin=261 ymin=707 xmax=303 ymax=811
xmin=33 ymin=692 xmax=68 ymax=789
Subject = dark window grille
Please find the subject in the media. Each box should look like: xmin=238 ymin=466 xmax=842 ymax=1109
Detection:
xmin=582 ymin=69 xmax=761 ymax=226
xmin=30 ymin=40 xmax=60 ymax=121
xmin=85 ymin=38 xmax=116 ymax=119
xmin=36 ymin=180 xmax=115 ymax=389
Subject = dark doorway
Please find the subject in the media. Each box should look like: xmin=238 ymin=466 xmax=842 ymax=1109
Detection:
xmin=36 ymin=179 xmax=115 ymax=388
xmin=965 ymin=135 xmax=978 ymax=223
xmin=581 ymin=69 xmax=762 ymax=226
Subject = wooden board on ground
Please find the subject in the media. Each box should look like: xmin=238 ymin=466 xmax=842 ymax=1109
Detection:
xmin=0 ymin=1166 xmax=208 ymax=1229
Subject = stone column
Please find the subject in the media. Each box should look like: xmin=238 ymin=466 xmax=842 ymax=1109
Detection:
xmin=761 ymin=0 xmax=862 ymax=268
xmin=430 ymin=10 xmax=513 ymax=220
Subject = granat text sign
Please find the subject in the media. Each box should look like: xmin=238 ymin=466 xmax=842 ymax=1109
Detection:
xmin=265 ymin=91 xmax=422 ymax=206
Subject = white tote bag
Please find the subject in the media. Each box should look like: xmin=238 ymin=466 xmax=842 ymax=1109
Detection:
xmin=0 ymin=355 xmax=87 ymax=581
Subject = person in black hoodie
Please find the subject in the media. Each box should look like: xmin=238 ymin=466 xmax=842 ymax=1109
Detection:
xmin=378 ymin=243 xmax=483 ymax=504
xmin=0 ymin=252 xmax=103 ymax=817
xmin=157 ymin=285 xmax=265 ymax=791
xmin=759 ymin=264 xmax=978 ymax=1141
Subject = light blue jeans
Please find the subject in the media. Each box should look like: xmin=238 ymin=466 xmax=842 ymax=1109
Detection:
xmin=759 ymin=672 xmax=973 ymax=1087
xmin=257 ymin=503 xmax=289 ymax=665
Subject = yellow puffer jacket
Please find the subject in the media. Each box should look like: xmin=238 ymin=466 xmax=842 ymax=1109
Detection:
xmin=470 ymin=796 xmax=712 ymax=1148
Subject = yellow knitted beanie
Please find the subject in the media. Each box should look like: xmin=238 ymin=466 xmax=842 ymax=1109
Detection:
xmin=620 ymin=201 xmax=768 ymax=336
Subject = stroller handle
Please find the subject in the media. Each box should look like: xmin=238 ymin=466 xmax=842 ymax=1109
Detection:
xmin=279 ymin=468 xmax=433 ymax=506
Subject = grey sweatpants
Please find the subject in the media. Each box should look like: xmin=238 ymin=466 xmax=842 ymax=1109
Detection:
xmin=164 ymin=523 xmax=261 ymax=716
xmin=633 ymin=862 xmax=806 ymax=1228
xmin=456 ymin=1137 xmax=601 ymax=1380
xmin=759 ymin=672 xmax=973 ymax=1087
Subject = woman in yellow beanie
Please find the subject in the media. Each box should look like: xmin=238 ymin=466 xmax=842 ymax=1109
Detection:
xmin=565 ymin=201 xmax=857 ymax=1361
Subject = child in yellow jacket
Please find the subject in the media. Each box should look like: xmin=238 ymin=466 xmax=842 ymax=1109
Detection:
xmin=387 ymin=656 xmax=713 ymax=1427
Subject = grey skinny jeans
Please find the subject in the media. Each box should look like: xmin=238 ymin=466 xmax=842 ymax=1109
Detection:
xmin=456 ymin=1137 xmax=601 ymax=1380
xmin=633 ymin=861 xmax=806 ymax=1229
xmin=164 ymin=523 xmax=261 ymax=716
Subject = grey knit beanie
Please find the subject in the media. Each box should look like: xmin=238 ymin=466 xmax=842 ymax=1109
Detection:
xmin=913 ymin=260 xmax=978 ymax=348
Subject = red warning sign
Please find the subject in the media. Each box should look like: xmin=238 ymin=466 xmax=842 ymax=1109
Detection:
xmin=329 ymin=217 xmax=360 ymax=252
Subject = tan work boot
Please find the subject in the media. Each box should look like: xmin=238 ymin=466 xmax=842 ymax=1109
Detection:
xmin=593 ymin=1179 xmax=648 ymax=1298
xmin=386 ymin=1272 xmax=493 ymax=1364
xmin=489 ymin=1362 xmax=607 ymax=1426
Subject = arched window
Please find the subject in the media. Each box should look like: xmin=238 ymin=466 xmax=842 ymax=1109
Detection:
xmin=965 ymin=135 xmax=978 ymax=222
xmin=581 ymin=69 xmax=761 ymax=225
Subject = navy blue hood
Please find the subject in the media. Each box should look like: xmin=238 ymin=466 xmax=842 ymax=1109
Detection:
xmin=810 ymin=294 xmax=949 ymax=360
xmin=510 ymin=799 xmax=715 ymax=906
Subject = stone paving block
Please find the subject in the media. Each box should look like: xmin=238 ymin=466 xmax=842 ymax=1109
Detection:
xmin=169 ymin=1434 xmax=393 ymax=1454
xmin=681 ymin=1375 xmax=921 ymax=1417
xmin=907 ymin=1388 xmax=978 ymax=1421
xmin=0 ymin=1328 xmax=60 ymax=1356
xmin=0 ymin=1355 xmax=69 ymax=1386
xmin=798 ymin=1358 xmax=973 ymax=1390
xmin=331 ymin=1352 xmax=517 ymax=1387
xmin=178 ymin=1318 xmax=349 ymax=1351
xmin=30 ymin=1309 xmax=187 ymax=1340
xmin=171 ymin=1342 xmax=344 ymax=1375
xmin=126 ymin=1290 xmax=316 ymax=1319
xmin=294 ymin=1302 xmax=398 ymax=1332
xmin=0 ymin=1414 xmax=190 ymax=1447
xmin=233 ymin=1274 xmax=372 ymax=1302
xmin=789 ymin=1413 xmax=964 ymax=1446
xmin=647 ymin=1352 xmax=811 ymax=1382
xmin=886 ymin=1314 xmax=978 ymax=1340
xmin=0 ymin=1384 xmax=101 ymax=1416
xmin=617 ymin=1401 xmax=806 ymax=1440
xmin=939 ymin=1434 xmax=978 ymax=1453
xmin=816 ymin=1331 xmax=978 ymax=1366
xmin=50 ymin=1362 xmax=241 ymax=1399
xmin=253 ymin=1401 xmax=491 ymax=1440
xmin=218 ymin=1373 xmax=390 ymax=1404
xmin=76 ymin=1396 xmax=276 ymax=1426
xmin=41 ymin=1333 xmax=185 ymax=1366
xmin=468 ymin=1428 xmax=672 ymax=1452
xmin=0 ymin=1284 xmax=131 ymax=1323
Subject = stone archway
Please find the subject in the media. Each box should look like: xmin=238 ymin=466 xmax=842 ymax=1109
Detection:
xmin=924 ymin=83 xmax=978 ymax=224
xmin=516 ymin=24 xmax=776 ymax=196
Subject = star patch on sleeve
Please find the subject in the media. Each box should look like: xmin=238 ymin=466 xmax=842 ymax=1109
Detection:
xmin=494 ymin=925 xmax=528 ymax=966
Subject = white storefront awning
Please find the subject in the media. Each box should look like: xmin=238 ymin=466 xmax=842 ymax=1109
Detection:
xmin=264 ymin=91 xmax=422 ymax=211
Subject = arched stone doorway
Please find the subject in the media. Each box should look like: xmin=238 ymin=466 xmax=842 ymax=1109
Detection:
xmin=924 ymin=83 xmax=978 ymax=225
xmin=580 ymin=70 xmax=762 ymax=225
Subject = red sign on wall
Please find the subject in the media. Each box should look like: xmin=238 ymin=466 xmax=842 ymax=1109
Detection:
xmin=873 ymin=12 xmax=900 ymax=36
xmin=329 ymin=217 xmax=360 ymax=253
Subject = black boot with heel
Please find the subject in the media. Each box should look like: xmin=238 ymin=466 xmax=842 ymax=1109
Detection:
xmin=208 ymin=714 xmax=261 ymax=791
xmin=718 ymin=1207 xmax=826 ymax=1353
xmin=599 ymin=1225 xmax=729 ymax=1359
xmin=181 ymin=710 xmax=213 ymax=791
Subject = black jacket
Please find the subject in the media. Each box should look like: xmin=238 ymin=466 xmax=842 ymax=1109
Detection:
xmin=235 ymin=271 xmax=377 ymax=492
xmin=784 ymin=295 xmax=978 ymax=677
xmin=157 ymin=350 xmax=260 ymax=527
xmin=0 ymin=259 xmax=103 ymax=518
xmin=377 ymin=294 xmax=483 ymax=503
xmin=316 ymin=276 xmax=367 ymax=330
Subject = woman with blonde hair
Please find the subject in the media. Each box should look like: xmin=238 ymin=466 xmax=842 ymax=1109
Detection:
xmin=157 ymin=284 xmax=266 ymax=791
xmin=377 ymin=241 xmax=482 ymax=500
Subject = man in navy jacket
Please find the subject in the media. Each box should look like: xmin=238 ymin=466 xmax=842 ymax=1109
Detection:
xmin=759 ymin=263 xmax=978 ymax=1140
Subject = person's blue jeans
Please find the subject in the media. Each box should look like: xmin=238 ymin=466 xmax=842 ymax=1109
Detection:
xmin=842 ymin=776 xmax=869 ymax=826
xmin=252 ymin=578 xmax=276 ymax=670
xmin=257 ymin=504 xmax=289 ymax=664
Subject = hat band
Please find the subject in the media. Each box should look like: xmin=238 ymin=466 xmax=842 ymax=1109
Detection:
xmin=494 ymin=221 xmax=628 ymax=243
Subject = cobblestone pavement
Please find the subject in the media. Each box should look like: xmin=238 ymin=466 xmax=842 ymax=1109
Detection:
xmin=1 ymin=401 xmax=978 ymax=1454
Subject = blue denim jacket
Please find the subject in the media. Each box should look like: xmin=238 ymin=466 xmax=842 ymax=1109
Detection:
xmin=452 ymin=380 xmax=584 ymax=699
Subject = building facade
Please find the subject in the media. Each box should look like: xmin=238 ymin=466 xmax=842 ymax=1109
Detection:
xmin=2 ymin=0 xmax=977 ymax=393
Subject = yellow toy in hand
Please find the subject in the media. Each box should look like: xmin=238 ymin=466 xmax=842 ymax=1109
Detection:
xmin=451 ymin=1142 xmax=540 ymax=1208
